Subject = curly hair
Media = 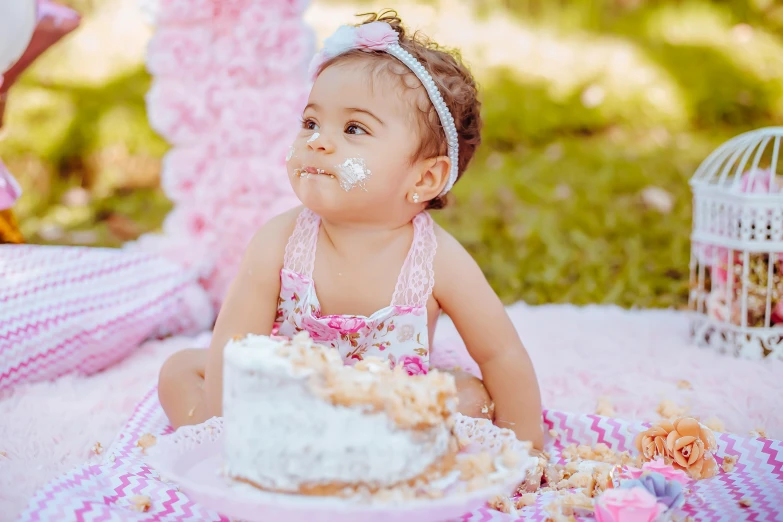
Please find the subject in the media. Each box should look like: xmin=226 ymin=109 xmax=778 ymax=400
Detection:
xmin=312 ymin=10 xmax=482 ymax=209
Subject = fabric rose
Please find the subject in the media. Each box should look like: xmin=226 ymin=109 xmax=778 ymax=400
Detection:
xmin=354 ymin=21 xmax=399 ymax=50
xmin=595 ymin=487 xmax=666 ymax=522
xmin=326 ymin=316 xmax=366 ymax=334
xmin=398 ymin=355 xmax=427 ymax=376
xmin=635 ymin=418 xmax=718 ymax=479
xmin=620 ymin=471 xmax=685 ymax=510
xmin=626 ymin=459 xmax=691 ymax=486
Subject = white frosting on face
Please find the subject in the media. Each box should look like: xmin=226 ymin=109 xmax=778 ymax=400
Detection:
xmin=335 ymin=157 xmax=371 ymax=191
xmin=307 ymin=132 xmax=320 ymax=143
xmin=286 ymin=146 xmax=295 ymax=161
xmin=222 ymin=335 xmax=452 ymax=492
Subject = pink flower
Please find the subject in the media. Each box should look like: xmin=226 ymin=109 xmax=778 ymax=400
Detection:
xmin=595 ymin=487 xmax=666 ymax=522
xmin=300 ymin=316 xmax=340 ymax=342
xmin=325 ymin=316 xmax=366 ymax=334
xmin=398 ymin=355 xmax=427 ymax=376
xmin=146 ymin=78 xmax=218 ymax=145
xmin=146 ymin=26 xmax=213 ymax=78
xmin=354 ymin=21 xmax=399 ymax=51
xmin=0 ymin=160 xmax=23 ymax=211
xmin=737 ymin=169 xmax=781 ymax=194
xmin=772 ymin=300 xmax=783 ymax=325
xmin=154 ymin=0 xmax=214 ymax=24
xmin=626 ymin=459 xmax=691 ymax=486
xmin=160 ymin=145 xmax=217 ymax=203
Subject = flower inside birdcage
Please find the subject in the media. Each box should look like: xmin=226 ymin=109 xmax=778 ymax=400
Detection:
xmin=689 ymin=128 xmax=783 ymax=359
xmin=694 ymin=247 xmax=783 ymax=328
xmin=692 ymin=166 xmax=783 ymax=327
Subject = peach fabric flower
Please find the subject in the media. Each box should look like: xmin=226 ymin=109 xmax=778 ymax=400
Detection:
xmin=635 ymin=418 xmax=718 ymax=479
xmin=595 ymin=487 xmax=666 ymax=522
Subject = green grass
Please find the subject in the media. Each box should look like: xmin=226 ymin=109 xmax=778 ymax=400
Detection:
xmin=3 ymin=0 xmax=783 ymax=308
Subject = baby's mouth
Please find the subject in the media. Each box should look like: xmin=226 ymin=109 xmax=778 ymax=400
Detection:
xmin=294 ymin=166 xmax=336 ymax=179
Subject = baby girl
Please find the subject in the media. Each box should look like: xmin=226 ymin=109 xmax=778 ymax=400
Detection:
xmin=159 ymin=11 xmax=544 ymax=449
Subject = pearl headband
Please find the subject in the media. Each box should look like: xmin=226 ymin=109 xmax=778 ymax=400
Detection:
xmin=308 ymin=22 xmax=459 ymax=197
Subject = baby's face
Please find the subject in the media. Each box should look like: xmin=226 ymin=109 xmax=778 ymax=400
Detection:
xmin=287 ymin=61 xmax=424 ymax=221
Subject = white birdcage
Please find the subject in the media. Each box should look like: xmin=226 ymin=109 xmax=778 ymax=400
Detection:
xmin=689 ymin=127 xmax=783 ymax=360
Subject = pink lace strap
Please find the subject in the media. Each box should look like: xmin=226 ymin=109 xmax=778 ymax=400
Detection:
xmin=391 ymin=212 xmax=437 ymax=307
xmin=283 ymin=208 xmax=320 ymax=277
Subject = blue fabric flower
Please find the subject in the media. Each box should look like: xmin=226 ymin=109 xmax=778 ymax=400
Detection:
xmin=620 ymin=471 xmax=685 ymax=509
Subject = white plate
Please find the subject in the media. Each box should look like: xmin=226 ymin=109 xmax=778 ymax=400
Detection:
xmin=147 ymin=416 xmax=536 ymax=522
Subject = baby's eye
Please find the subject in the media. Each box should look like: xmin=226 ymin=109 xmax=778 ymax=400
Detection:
xmin=301 ymin=118 xmax=319 ymax=131
xmin=345 ymin=123 xmax=367 ymax=135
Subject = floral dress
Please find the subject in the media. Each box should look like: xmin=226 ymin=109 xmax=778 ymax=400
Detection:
xmin=274 ymin=208 xmax=437 ymax=375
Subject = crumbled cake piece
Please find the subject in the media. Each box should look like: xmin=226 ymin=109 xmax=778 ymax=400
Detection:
xmin=544 ymin=464 xmax=565 ymax=485
xmin=129 ymin=495 xmax=151 ymax=512
xmin=750 ymin=427 xmax=767 ymax=439
xmin=677 ymin=380 xmax=692 ymax=390
xmin=595 ymin=397 xmax=615 ymax=417
xmin=515 ymin=493 xmax=537 ymax=508
xmin=490 ymin=495 xmax=518 ymax=515
xmin=739 ymin=497 xmax=752 ymax=508
xmin=657 ymin=399 xmax=687 ymax=419
xmin=721 ymin=455 xmax=737 ymax=473
xmin=549 ymin=429 xmax=560 ymax=439
xmin=136 ymin=433 xmax=157 ymax=453
xmin=262 ymin=334 xmax=457 ymax=430
xmin=91 ymin=442 xmax=103 ymax=455
xmin=0 ymin=451 xmax=7 ymax=459
xmin=560 ymin=491 xmax=594 ymax=513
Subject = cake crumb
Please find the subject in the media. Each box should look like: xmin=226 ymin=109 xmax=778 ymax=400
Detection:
xmin=136 ymin=433 xmax=157 ymax=453
xmin=489 ymin=495 xmax=517 ymax=515
xmin=595 ymin=397 xmax=615 ymax=417
xmin=739 ymin=498 xmax=752 ymax=508
xmin=129 ymin=495 xmax=151 ymax=512
xmin=91 ymin=442 xmax=103 ymax=455
xmin=515 ymin=493 xmax=537 ymax=508
xmin=750 ymin=427 xmax=767 ymax=439
xmin=549 ymin=429 xmax=560 ymax=439
xmin=677 ymin=379 xmax=692 ymax=390
xmin=721 ymin=455 xmax=737 ymax=473
xmin=705 ymin=416 xmax=725 ymax=433
xmin=657 ymin=399 xmax=687 ymax=419
xmin=187 ymin=405 xmax=196 ymax=418
xmin=0 ymin=451 xmax=7 ymax=459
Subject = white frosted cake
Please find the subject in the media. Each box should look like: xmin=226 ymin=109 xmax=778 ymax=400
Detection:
xmin=222 ymin=332 xmax=461 ymax=495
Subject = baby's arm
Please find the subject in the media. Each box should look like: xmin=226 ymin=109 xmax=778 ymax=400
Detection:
xmin=433 ymin=229 xmax=544 ymax=449
xmin=203 ymin=208 xmax=299 ymax=418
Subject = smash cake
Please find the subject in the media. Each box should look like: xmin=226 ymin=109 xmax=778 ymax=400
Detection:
xmin=222 ymin=332 xmax=533 ymax=501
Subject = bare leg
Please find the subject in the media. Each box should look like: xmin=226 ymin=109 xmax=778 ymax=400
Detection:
xmin=158 ymin=348 xmax=210 ymax=429
xmin=442 ymin=369 xmax=494 ymax=421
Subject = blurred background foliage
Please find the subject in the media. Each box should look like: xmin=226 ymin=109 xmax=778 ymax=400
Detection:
xmin=2 ymin=0 xmax=782 ymax=308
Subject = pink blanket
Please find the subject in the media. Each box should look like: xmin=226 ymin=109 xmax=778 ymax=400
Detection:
xmin=16 ymin=385 xmax=783 ymax=521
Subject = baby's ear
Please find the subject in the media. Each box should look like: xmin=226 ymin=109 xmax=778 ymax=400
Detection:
xmin=413 ymin=155 xmax=450 ymax=203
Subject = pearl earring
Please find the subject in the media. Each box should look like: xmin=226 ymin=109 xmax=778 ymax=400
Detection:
xmin=412 ymin=193 xmax=420 ymax=203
